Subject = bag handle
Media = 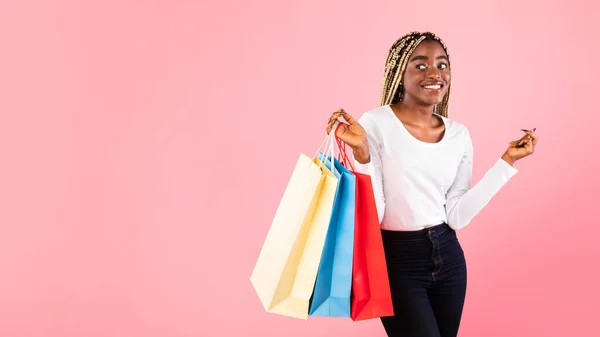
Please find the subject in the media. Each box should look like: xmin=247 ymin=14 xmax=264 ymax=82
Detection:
xmin=311 ymin=120 xmax=338 ymax=172
xmin=335 ymin=123 xmax=355 ymax=171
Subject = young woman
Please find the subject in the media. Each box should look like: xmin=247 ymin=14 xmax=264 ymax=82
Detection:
xmin=326 ymin=32 xmax=538 ymax=337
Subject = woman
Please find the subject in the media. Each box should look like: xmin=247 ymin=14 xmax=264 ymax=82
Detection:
xmin=326 ymin=32 xmax=537 ymax=337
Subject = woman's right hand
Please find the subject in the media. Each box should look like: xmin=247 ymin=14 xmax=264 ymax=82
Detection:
xmin=326 ymin=109 xmax=370 ymax=163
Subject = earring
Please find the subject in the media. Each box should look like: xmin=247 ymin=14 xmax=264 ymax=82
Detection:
xmin=397 ymin=84 xmax=404 ymax=102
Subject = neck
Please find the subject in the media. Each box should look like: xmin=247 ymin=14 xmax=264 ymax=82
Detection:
xmin=393 ymin=98 xmax=437 ymax=127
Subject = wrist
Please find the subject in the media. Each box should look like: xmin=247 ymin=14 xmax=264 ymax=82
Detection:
xmin=352 ymin=142 xmax=370 ymax=164
xmin=501 ymin=152 xmax=516 ymax=166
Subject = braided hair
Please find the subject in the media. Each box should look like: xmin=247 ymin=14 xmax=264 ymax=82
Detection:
xmin=379 ymin=32 xmax=451 ymax=117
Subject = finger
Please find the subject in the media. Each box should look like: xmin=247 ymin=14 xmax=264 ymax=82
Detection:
xmin=521 ymin=130 xmax=536 ymax=141
xmin=328 ymin=112 xmax=342 ymax=124
xmin=339 ymin=111 xmax=359 ymax=125
xmin=525 ymin=131 xmax=538 ymax=146
xmin=326 ymin=119 xmax=336 ymax=134
xmin=517 ymin=133 xmax=533 ymax=148
xmin=328 ymin=122 xmax=346 ymax=137
xmin=524 ymin=136 xmax=534 ymax=152
xmin=515 ymin=132 xmax=531 ymax=147
xmin=326 ymin=119 xmax=346 ymax=135
xmin=326 ymin=111 xmax=344 ymax=133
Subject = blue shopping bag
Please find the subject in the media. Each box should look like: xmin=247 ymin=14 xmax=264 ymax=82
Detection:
xmin=308 ymin=152 xmax=356 ymax=317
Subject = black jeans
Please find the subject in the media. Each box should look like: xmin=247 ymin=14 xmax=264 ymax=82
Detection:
xmin=380 ymin=223 xmax=467 ymax=337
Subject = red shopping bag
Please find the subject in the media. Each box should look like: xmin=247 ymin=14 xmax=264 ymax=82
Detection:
xmin=336 ymin=135 xmax=394 ymax=321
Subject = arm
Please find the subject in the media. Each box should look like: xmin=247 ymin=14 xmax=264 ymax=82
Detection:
xmin=352 ymin=115 xmax=386 ymax=224
xmin=445 ymin=129 xmax=519 ymax=230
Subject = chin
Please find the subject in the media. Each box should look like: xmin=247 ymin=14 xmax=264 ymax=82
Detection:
xmin=418 ymin=96 xmax=445 ymax=106
xmin=405 ymin=90 xmax=447 ymax=106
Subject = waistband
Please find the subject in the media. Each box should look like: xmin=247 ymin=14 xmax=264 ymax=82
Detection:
xmin=381 ymin=223 xmax=451 ymax=239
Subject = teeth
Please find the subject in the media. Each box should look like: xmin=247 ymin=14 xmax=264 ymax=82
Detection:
xmin=423 ymin=85 xmax=441 ymax=89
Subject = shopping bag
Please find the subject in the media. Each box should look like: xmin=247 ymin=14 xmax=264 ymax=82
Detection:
xmin=250 ymin=125 xmax=339 ymax=320
xmin=350 ymin=171 xmax=394 ymax=321
xmin=307 ymin=152 xmax=356 ymax=317
xmin=335 ymin=136 xmax=394 ymax=321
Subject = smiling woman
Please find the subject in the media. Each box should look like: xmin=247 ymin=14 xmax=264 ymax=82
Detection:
xmin=326 ymin=31 xmax=538 ymax=337
xmin=380 ymin=32 xmax=451 ymax=116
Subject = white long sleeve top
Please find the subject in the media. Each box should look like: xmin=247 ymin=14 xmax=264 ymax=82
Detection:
xmin=353 ymin=105 xmax=518 ymax=231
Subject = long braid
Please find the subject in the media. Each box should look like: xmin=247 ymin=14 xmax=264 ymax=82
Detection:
xmin=379 ymin=32 xmax=451 ymax=118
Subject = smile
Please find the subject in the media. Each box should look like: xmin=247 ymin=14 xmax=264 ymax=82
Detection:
xmin=421 ymin=83 xmax=444 ymax=91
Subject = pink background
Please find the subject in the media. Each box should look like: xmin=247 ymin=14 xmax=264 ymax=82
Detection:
xmin=0 ymin=0 xmax=598 ymax=336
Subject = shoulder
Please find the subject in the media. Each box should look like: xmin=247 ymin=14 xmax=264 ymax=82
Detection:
xmin=440 ymin=115 xmax=474 ymax=154
xmin=357 ymin=105 xmax=394 ymax=130
xmin=440 ymin=115 xmax=471 ymax=139
xmin=355 ymin=105 xmax=396 ymax=144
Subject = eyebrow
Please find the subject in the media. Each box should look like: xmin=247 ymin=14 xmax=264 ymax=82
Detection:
xmin=410 ymin=55 xmax=449 ymax=62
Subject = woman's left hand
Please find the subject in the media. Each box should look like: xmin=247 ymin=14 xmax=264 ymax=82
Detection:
xmin=502 ymin=129 xmax=538 ymax=165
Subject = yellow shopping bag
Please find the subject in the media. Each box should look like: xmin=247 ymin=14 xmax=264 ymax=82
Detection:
xmin=250 ymin=124 xmax=339 ymax=320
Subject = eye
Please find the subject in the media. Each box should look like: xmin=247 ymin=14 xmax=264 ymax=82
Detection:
xmin=438 ymin=63 xmax=448 ymax=69
xmin=416 ymin=64 xmax=427 ymax=70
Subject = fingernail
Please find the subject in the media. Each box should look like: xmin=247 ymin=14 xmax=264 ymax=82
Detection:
xmin=532 ymin=127 xmax=536 ymax=132
xmin=521 ymin=129 xmax=529 ymax=132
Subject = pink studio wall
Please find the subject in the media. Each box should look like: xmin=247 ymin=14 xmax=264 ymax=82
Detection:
xmin=0 ymin=0 xmax=597 ymax=336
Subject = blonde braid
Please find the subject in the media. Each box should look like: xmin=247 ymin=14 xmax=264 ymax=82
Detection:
xmin=379 ymin=32 xmax=451 ymax=117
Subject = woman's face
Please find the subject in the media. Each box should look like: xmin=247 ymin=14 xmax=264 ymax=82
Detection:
xmin=401 ymin=40 xmax=451 ymax=106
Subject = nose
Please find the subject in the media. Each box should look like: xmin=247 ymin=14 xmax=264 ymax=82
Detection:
xmin=425 ymin=66 xmax=441 ymax=79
